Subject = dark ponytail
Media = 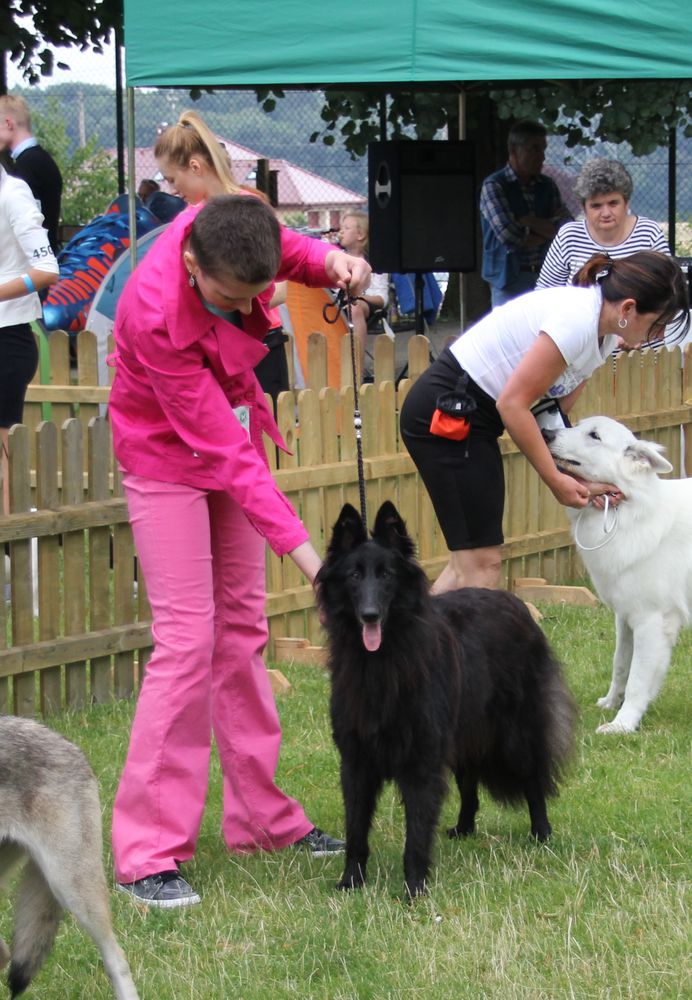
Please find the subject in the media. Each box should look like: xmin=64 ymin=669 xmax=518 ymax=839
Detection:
xmin=574 ymin=251 xmax=690 ymax=343
xmin=573 ymin=252 xmax=614 ymax=286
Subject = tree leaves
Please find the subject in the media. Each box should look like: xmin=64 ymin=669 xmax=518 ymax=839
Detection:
xmin=301 ymin=81 xmax=691 ymax=160
xmin=488 ymin=80 xmax=692 ymax=156
xmin=4 ymin=0 xmax=121 ymax=85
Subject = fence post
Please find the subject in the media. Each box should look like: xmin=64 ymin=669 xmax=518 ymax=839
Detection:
xmin=8 ymin=425 xmax=35 ymax=717
xmin=36 ymin=421 xmax=62 ymax=715
xmin=62 ymin=419 xmax=89 ymax=709
xmin=88 ymin=417 xmax=113 ymax=702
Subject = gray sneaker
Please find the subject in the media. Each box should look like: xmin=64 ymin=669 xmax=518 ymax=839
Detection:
xmin=295 ymin=827 xmax=345 ymax=857
xmin=116 ymin=870 xmax=201 ymax=908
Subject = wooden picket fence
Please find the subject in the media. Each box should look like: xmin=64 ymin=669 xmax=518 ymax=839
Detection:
xmin=1 ymin=327 xmax=690 ymax=718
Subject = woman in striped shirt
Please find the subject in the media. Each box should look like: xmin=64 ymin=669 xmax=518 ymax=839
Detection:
xmin=537 ymin=159 xmax=670 ymax=288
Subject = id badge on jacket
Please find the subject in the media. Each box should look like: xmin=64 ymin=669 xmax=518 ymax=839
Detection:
xmin=233 ymin=405 xmax=250 ymax=438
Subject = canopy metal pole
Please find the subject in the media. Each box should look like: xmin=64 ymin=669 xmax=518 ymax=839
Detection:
xmin=114 ymin=24 xmax=125 ymax=194
xmin=127 ymin=86 xmax=138 ymax=271
xmin=458 ymin=89 xmax=467 ymax=330
xmin=667 ymin=126 xmax=676 ymax=255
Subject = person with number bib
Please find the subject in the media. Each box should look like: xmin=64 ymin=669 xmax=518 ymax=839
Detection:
xmin=400 ymin=252 xmax=689 ymax=594
xmin=0 ymin=165 xmax=59 ymax=514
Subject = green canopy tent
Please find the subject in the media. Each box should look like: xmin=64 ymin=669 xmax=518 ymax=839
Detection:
xmin=121 ymin=0 xmax=691 ymax=268
xmin=123 ymin=0 xmax=691 ymax=85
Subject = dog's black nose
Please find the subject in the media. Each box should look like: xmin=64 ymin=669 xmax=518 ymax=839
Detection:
xmin=360 ymin=609 xmax=380 ymax=624
xmin=542 ymin=429 xmax=556 ymax=443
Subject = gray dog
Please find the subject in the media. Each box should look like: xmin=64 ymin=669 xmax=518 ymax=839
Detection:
xmin=0 ymin=715 xmax=139 ymax=999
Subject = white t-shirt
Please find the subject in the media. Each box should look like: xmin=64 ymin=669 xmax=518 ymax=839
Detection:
xmin=364 ymin=270 xmax=389 ymax=306
xmin=0 ymin=167 xmax=59 ymax=327
xmin=450 ymin=285 xmax=617 ymax=401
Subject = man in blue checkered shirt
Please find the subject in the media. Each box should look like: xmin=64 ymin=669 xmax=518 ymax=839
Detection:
xmin=480 ymin=120 xmax=570 ymax=307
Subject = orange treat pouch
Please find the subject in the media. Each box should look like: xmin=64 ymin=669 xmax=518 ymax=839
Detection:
xmin=429 ymin=374 xmax=477 ymax=441
xmin=430 ymin=409 xmax=471 ymax=440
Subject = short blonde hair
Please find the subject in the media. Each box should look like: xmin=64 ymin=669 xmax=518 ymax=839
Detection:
xmin=341 ymin=210 xmax=370 ymax=250
xmin=0 ymin=95 xmax=31 ymax=129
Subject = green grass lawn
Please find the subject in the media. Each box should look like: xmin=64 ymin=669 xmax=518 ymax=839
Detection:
xmin=2 ymin=603 xmax=689 ymax=1000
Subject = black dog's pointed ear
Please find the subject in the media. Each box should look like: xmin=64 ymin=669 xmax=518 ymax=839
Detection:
xmin=327 ymin=503 xmax=367 ymax=555
xmin=372 ymin=501 xmax=416 ymax=556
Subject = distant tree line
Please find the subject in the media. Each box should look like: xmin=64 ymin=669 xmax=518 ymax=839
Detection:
xmin=13 ymin=81 xmax=692 ymax=228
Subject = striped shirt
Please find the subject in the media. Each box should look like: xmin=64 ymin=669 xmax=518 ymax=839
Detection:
xmin=536 ymin=216 xmax=670 ymax=287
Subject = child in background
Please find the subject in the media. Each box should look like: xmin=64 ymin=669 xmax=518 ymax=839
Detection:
xmin=337 ymin=211 xmax=389 ymax=369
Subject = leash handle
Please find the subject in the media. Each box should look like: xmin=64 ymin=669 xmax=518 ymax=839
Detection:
xmin=323 ymin=288 xmax=346 ymax=324
xmin=574 ymin=494 xmax=619 ymax=551
xmin=344 ymin=294 xmax=368 ymax=532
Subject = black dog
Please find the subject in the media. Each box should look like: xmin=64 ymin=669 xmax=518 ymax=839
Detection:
xmin=316 ymin=501 xmax=576 ymax=897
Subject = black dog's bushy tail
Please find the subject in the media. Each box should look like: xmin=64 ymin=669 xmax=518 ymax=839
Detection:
xmin=446 ymin=588 xmax=577 ymax=808
xmin=540 ymin=650 xmax=578 ymax=796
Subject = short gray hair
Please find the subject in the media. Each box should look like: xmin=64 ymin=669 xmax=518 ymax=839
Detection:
xmin=574 ymin=159 xmax=634 ymax=203
xmin=507 ymin=120 xmax=547 ymax=151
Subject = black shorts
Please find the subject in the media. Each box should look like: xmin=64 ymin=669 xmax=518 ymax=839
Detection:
xmin=0 ymin=323 xmax=38 ymax=427
xmin=400 ymin=347 xmax=505 ymax=550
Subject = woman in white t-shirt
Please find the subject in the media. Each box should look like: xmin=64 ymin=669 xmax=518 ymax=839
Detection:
xmin=400 ymin=251 xmax=689 ymax=594
xmin=0 ymin=165 xmax=59 ymax=512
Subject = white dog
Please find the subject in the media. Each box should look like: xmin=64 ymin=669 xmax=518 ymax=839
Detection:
xmin=544 ymin=415 xmax=692 ymax=734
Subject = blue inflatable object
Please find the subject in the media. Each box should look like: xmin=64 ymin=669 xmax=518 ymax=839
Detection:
xmin=42 ymin=195 xmax=162 ymax=333
xmin=85 ymin=224 xmax=168 ymax=385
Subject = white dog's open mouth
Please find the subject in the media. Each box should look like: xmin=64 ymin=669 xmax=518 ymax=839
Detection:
xmin=550 ymin=455 xmax=582 ymax=474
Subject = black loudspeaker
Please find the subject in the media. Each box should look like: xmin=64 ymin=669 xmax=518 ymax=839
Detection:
xmin=368 ymin=140 xmax=476 ymax=274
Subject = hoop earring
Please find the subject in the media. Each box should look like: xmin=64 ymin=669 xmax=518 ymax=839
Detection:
xmin=618 ymin=317 xmax=628 ymax=329
xmin=188 ymin=272 xmax=196 ymax=288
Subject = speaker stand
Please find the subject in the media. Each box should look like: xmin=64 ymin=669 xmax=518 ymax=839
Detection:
xmin=414 ymin=273 xmax=425 ymax=337
xmin=395 ymin=273 xmax=426 ymax=387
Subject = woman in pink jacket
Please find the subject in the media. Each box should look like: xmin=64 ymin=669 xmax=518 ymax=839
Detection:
xmin=109 ymin=194 xmax=371 ymax=908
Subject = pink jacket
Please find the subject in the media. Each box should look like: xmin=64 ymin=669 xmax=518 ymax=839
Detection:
xmin=108 ymin=203 xmax=332 ymax=556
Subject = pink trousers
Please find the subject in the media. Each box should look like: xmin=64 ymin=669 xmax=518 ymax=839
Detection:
xmin=112 ymin=473 xmax=313 ymax=883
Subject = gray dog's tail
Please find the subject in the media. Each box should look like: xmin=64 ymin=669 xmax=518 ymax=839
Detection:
xmin=7 ymin=859 xmax=63 ymax=998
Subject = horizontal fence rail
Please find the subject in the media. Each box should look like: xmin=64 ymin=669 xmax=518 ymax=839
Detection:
xmin=2 ymin=327 xmax=690 ymax=717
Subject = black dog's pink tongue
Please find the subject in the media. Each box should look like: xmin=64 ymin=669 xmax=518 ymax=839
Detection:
xmin=362 ymin=622 xmax=382 ymax=652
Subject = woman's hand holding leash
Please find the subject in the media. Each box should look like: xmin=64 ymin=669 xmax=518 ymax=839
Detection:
xmin=324 ymin=250 xmax=372 ymax=297
xmin=548 ymin=465 xmax=625 ymax=510
xmin=549 ymin=470 xmax=594 ymax=509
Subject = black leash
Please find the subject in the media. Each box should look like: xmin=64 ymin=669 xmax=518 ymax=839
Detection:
xmin=343 ymin=293 xmax=368 ymax=532
xmin=322 ymin=288 xmax=346 ymax=324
